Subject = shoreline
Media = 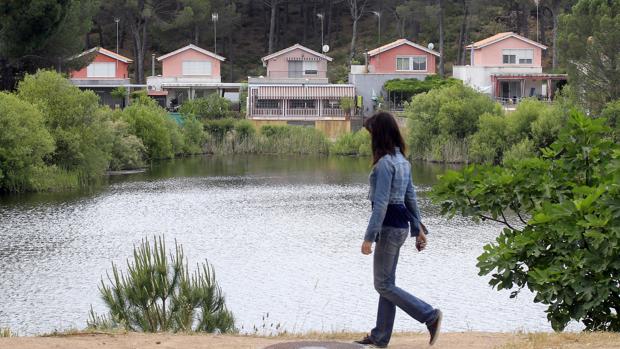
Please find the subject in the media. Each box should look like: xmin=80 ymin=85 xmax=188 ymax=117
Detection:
xmin=1 ymin=331 xmax=620 ymax=349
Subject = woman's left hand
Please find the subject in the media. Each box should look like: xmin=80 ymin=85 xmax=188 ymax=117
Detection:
xmin=361 ymin=241 xmax=373 ymax=255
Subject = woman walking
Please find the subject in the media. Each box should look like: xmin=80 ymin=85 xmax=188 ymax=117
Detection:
xmin=355 ymin=112 xmax=442 ymax=348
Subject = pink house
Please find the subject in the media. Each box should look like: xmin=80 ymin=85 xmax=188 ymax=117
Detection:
xmin=147 ymin=44 xmax=241 ymax=109
xmin=453 ymin=32 xmax=567 ymax=107
xmin=349 ymin=39 xmax=440 ymax=115
xmin=247 ymin=44 xmax=356 ymax=137
xmin=69 ymin=47 xmax=133 ymax=108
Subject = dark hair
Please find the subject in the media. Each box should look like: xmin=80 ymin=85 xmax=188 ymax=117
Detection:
xmin=364 ymin=112 xmax=406 ymax=164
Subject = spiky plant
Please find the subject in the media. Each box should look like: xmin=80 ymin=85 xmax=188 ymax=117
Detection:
xmin=88 ymin=236 xmax=235 ymax=333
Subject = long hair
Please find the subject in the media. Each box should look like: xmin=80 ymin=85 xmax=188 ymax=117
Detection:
xmin=364 ymin=112 xmax=407 ymax=165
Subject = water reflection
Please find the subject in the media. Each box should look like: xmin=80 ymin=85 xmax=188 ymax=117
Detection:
xmin=0 ymin=155 xmax=572 ymax=335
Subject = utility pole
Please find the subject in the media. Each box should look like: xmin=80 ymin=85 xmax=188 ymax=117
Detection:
xmin=114 ymin=17 xmax=120 ymax=75
xmin=372 ymin=11 xmax=381 ymax=45
xmin=317 ymin=13 xmax=324 ymax=50
xmin=212 ymin=13 xmax=219 ymax=54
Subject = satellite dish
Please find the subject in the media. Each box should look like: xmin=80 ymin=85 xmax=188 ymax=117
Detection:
xmin=322 ymin=44 xmax=330 ymax=53
xmin=428 ymin=43 xmax=435 ymax=50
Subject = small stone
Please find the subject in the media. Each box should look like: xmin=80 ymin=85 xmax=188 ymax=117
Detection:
xmin=156 ymin=341 xmax=161 ymax=344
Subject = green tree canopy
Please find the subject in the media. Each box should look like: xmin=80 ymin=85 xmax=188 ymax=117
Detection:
xmin=558 ymin=0 xmax=620 ymax=112
xmin=433 ymin=110 xmax=620 ymax=331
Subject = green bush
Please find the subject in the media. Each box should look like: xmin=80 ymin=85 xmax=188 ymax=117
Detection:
xmin=17 ymin=70 xmax=114 ymax=183
xmin=432 ymin=110 xmax=620 ymax=331
xmin=502 ymin=138 xmax=536 ymax=165
xmin=108 ymin=119 xmax=146 ymax=171
xmin=258 ymin=125 xmax=329 ymax=155
xmin=234 ymin=120 xmax=255 ymax=141
xmin=182 ymin=116 xmax=207 ymax=155
xmin=120 ymin=100 xmax=176 ymax=159
xmin=469 ymin=113 xmax=508 ymax=164
xmin=331 ymin=129 xmax=370 ymax=156
xmin=601 ymin=99 xmax=620 ymax=141
xmin=89 ymin=236 xmax=235 ymax=333
xmin=384 ymin=75 xmax=462 ymax=95
xmin=406 ymin=84 xmax=502 ymax=162
xmin=180 ymin=94 xmax=232 ymax=120
xmin=0 ymin=92 xmax=55 ymax=192
xmin=205 ymin=118 xmax=236 ymax=141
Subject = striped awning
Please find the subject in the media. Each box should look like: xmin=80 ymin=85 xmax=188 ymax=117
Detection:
xmin=287 ymin=56 xmax=322 ymax=61
xmin=256 ymin=85 xmax=355 ymax=99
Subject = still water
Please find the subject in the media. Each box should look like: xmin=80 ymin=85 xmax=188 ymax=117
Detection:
xmin=0 ymin=155 xmax=569 ymax=335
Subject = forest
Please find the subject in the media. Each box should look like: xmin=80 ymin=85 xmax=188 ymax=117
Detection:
xmin=0 ymin=0 xmax=575 ymax=88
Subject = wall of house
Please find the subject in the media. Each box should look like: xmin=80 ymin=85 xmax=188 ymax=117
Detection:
xmin=452 ymin=65 xmax=542 ymax=94
xmin=161 ymin=49 xmax=221 ymax=79
xmin=472 ymin=37 xmax=543 ymax=66
xmin=70 ymin=53 xmax=129 ymax=79
xmin=265 ymin=48 xmax=328 ymax=79
xmin=368 ymin=45 xmax=437 ymax=74
xmin=315 ymin=120 xmax=351 ymax=139
xmin=348 ymin=73 xmax=426 ymax=116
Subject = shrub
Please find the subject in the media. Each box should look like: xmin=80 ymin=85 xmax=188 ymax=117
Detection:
xmin=0 ymin=92 xmax=55 ymax=192
xmin=182 ymin=116 xmax=207 ymax=155
xmin=384 ymin=75 xmax=461 ymax=96
xmin=89 ymin=236 xmax=235 ymax=333
xmin=258 ymin=125 xmax=329 ymax=155
xmin=406 ymin=84 xmax=502 ymax=162
xmin=17 ymin=70 xmax=114 ymax=183
xmin=180 ymin=94 xmax=232 ymax=120
xmin=234 ymin=120 xmax=256 ymax=141
xmin=340 ymin=97 xmax=355 ymax=115
xmin=120 ymin=100 xmax=176 ymax=159
xmin=601 ymin=99 xmax=620 ymax=141
xmin=108 ymin=119 xmax=146 ymax=171
xmin=205 ymin=118 xmax=236 ymax=141
xmin=502 ymin=138 xmax=536 ymax=165
xmin=433 ymin=111 xmax=620 ymax=331
xmin=331 ymin=129 xmax=370 ymax=156
xmin=469 ymin=113 xmax=508 ymax=164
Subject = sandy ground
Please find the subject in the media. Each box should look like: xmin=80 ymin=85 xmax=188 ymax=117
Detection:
xmin=2 ymin=331 xmax=620 ymax=349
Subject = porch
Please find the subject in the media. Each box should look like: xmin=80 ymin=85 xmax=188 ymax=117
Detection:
xmin=491 ymin=73 xmax=567 ymax=108
xmin=247 ymin=84 xmax=356 ymax=120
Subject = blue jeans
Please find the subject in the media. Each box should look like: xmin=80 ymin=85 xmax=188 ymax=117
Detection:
xmin=370 ymin=228 xmax=437 ymax=346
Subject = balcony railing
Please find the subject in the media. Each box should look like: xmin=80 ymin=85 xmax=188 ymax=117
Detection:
xmin=249 ymin=107 xmax=350 ymax=119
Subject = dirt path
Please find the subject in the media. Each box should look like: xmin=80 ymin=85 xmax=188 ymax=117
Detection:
xmin=2 ymin=331 xmax=620 ymax=349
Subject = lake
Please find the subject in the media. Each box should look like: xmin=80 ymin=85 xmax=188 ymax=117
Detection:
xmin=0 ymin=155 xmax=572 ymax=335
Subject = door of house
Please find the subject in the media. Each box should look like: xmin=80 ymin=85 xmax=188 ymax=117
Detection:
xmin=500 ymin=81 xmax=522 ymax=103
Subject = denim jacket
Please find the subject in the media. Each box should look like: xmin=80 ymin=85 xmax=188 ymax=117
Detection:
xmin=365 ymin=148 xmax=424 ymax=242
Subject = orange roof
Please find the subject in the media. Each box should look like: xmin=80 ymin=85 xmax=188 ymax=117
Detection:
xmin=466 ymin=32 xmax=547 ymax=50
xmin=367 ymin=39 xmax=440 ymax=57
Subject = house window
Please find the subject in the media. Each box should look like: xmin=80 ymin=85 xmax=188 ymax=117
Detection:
xmin=256 ymin=99 xmax=280 ymax=108
xmin=182 ymin=60 xmax=212 ymax=75
xmin=289 ymin=99 xmax=316 ymax=109
xmin=502 ymin=49 xmax=533 ymax=64
xmin=303 ymin=61 xmax=318 ymax=75
xmin=503 ymin=55 xmax=516 ymax=64
xmin=87 ymin=62 xmax=116 ymax=77
xmin=288 ymin=61 xmax=303 ymax=78
xmin=323 ymin=100 xmax=340 ymax=109
xmin=396 ymin=56 xmax=427 ymax=71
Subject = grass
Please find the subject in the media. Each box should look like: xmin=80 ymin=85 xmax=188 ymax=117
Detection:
xmin=0 ymin=328 xmax=13 ymax=337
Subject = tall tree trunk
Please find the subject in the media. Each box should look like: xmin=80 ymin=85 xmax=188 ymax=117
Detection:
xmin=268 ymin=0 xmax=279 ymax=53
xmin=438 ymin=0 xmax=445 ymax=77
xmin=350 ymin=18 xmax=358 ymax=63
xmin=457 ymin=0 xmax=469 ymax=66
xmin=551 ymin=1 xmax=561 ymax=71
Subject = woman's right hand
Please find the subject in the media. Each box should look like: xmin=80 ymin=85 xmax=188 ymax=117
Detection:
xmin=416 ymin=226 xmax=427 ymax=251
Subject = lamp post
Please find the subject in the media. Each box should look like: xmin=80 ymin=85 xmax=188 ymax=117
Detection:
xmin=317 ymin=13 xmax=324 ymax=51
xmin=371 ymin=11 xmax=381 ymax=45
xmin=114 ymin=17 xmax=120 ymax=76
xmin=212 ymin=13 xmax=219 ymax=54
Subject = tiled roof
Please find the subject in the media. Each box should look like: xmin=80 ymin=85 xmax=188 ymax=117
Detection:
xmin=367 ymin=39 xmax=440 ymax=57
xmin=261 ymin=44 xmax=333 ymax=63
xmin=157 ymin=44 xmax=226 ymax=61
xmin=466 ymin=32 xmax=547 ymax=49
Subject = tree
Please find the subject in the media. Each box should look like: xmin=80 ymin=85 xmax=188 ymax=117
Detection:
xmin=437 ymin=0 xmax=445 ymax=77
xmin=172 ymin=0 xmax=212 ymax=45
xmin=432 ymin=111 xmax=620 ymax=331
xmin=348 ymin=0 xmax=368 ymax=63
xmin=17 ymin=70 xmax=114 ymax=182
xmin=264 ymin=0 xmax=281 ymax=53
xmin=0 ymin=92 xmax=55 ymax=192
xmin=89 ymin=236 xmax=235 ymax=333
xmin=558 ymin=0 xmax=620 ymax=112
xmin=0 ymin=0 xmax=96 ymax=90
